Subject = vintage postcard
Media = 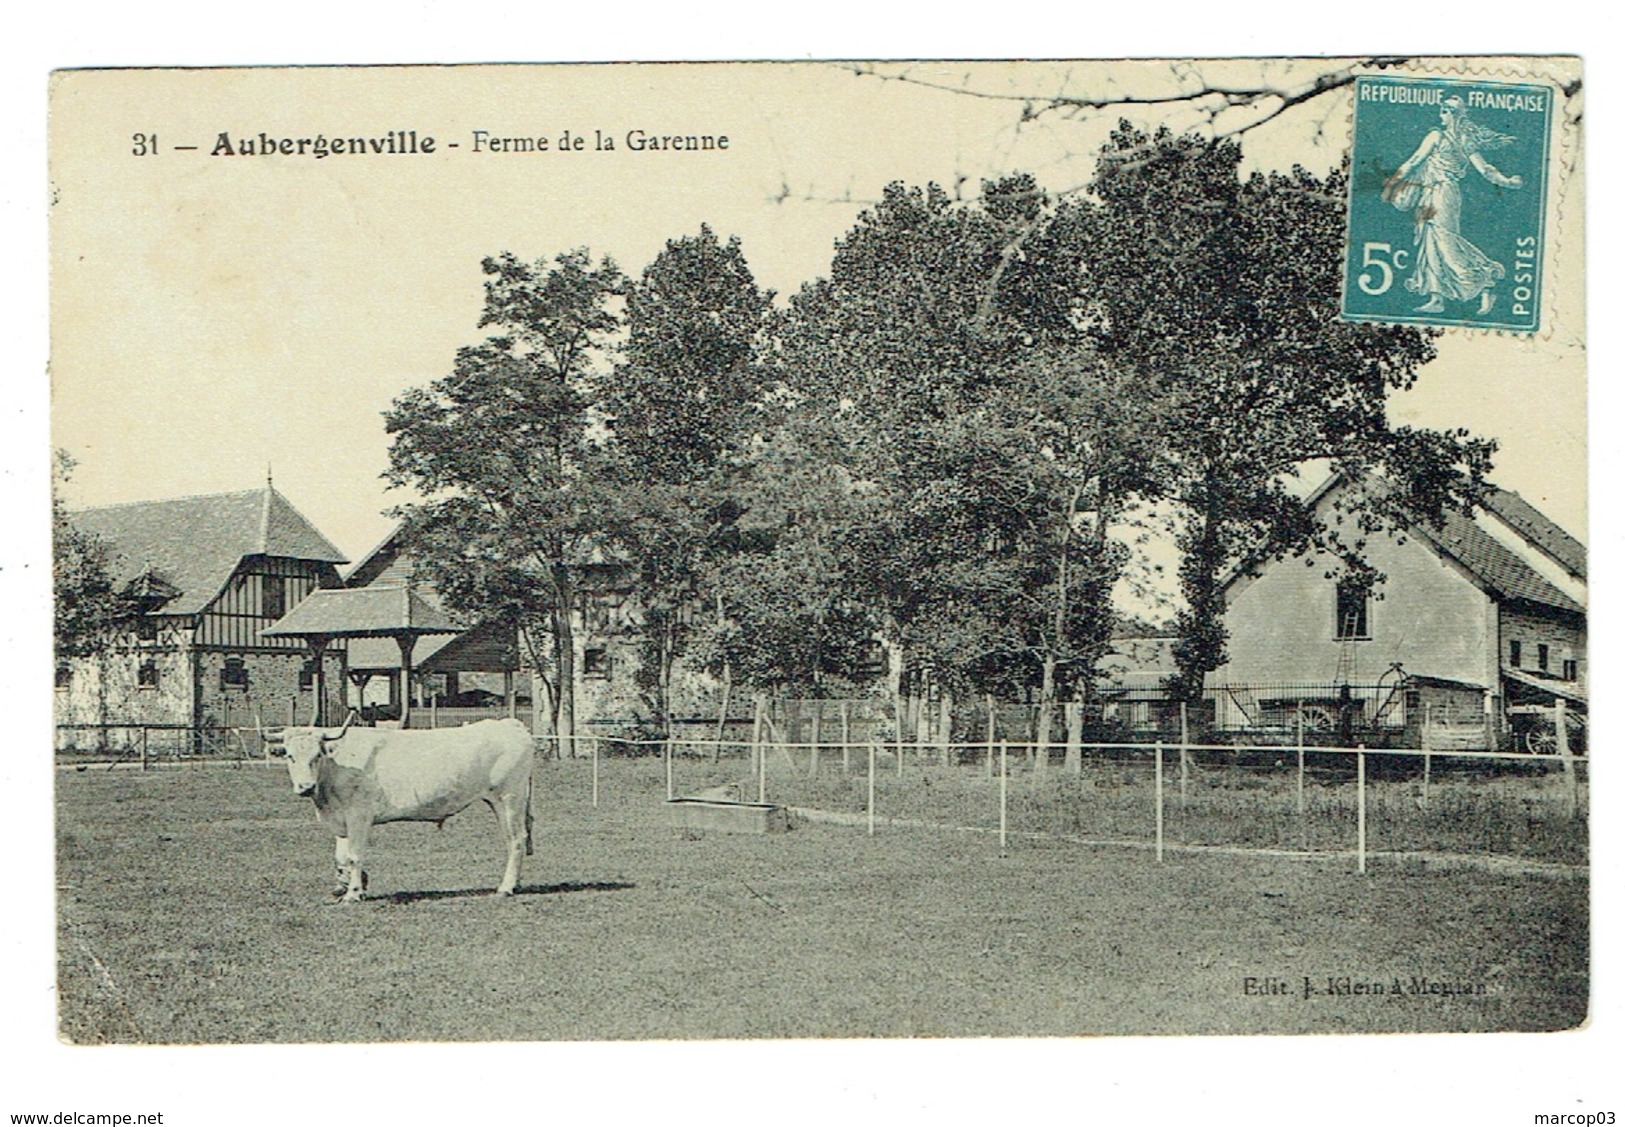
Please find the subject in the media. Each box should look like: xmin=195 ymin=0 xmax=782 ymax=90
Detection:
xmin=47 ymin=57 xmax=1587 ymax=1064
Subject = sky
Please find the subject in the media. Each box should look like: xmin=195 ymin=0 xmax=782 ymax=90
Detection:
xmin=48 ymin=59 xmax=1586 ymax=572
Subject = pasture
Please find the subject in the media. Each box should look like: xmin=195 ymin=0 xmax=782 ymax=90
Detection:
xmin=56 ymin=756 xmax=1587 ymax=1043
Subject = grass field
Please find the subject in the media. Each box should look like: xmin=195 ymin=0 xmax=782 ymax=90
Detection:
xmin=56 ymin=757 xmax=1587 ymax=1043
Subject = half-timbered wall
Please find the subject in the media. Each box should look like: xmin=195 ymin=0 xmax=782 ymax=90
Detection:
xmin=197 ymin=557 xmax=339 ymax=651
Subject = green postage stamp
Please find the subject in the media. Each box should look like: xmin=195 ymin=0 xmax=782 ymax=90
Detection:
xmin=1343 ymin=75 xmax=1555 ymax=333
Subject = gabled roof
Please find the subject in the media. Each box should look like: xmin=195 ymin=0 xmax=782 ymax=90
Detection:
xmin=1480 ymin=487 xmax=1586 ymax=580
xmin=70 ymin=486 xmax=347 ymax=617
xmin=262 ymin=583 xmax=460 ymax=640
xmin=1221 ymin=472 xmax=1585 ymax=618
xmin=1411 ymin=501 xmax=1584 ymax=616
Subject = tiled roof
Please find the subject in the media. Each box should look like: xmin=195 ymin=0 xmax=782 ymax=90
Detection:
xmin=1220 ymin=473 xmax=1586 ymax=619
xmin=1414 ymin=504 xmax=1584 ymax=616
xmin=70 ymin=487 xmax=346 ymax=617
xmin=262 ymin=583 xmax=460 ymax=639
xmin=1481 ymin=487 xmax=1586 ymax=580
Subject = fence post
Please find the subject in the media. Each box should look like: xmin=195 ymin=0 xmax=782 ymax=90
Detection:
xmin=1356 ymin=744 xmax=1367 ymax=875
xmin=1296 ymin=703 xmax=1306 ymax=820
xmin=430 ymin=695 xmax=437 ymax=730
xmin=810 ymin=701 xmax=823 ymax=778
xmin=665 ymin=734 xmax=674 ymax=801
xmin=999 ymin=739 xmax=1009 ymax=856
xmin=140 ymin=727 xmax=149 ymax=772
xmin=1557 ymin=698 xmax=1579 ymax=820
xmin=985 ymin=694 xmax=996 ymax=779
xmin=1155 ymin=741 xmax=1165 ymax=864
xmin=592 ymin=735 xmax=600 ymax=808
xmin=867 ymin=741 xmax=876 ymax=837
xmin=751 ymin=696 xmax=764 ymax=795
xmin=840 ymin=701 xmax=851 ymax=775
xmin=1421 ymin=704 xmax=1432 ymax=813
xmin=1179 ymin=702 xmax=1190 ymax=812
xmin=758 ymin=718 xmax=768 ymax=803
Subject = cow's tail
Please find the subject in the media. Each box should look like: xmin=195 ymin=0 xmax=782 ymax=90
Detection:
xmin=523 ymin=768 xmax=535 ymax=857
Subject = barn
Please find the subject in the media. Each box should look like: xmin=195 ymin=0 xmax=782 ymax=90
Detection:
xmin=55 ymin=483 xmax=348 ymax=753
xmin=1209 ymin=473 xmax=1586 ymax=749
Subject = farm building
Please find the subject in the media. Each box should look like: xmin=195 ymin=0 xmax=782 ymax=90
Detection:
xmin=1209 ymin=474 xmax=1585 ymax=749
xmin=55 ymin=484 xmax=349 ymax=752
xmin=337 ymin=525 xmax=526 ymax=721
xmin=329 ymin=527 xmax=719 ymax=739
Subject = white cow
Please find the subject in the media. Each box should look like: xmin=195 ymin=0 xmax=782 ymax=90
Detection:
xmin=265 ymin=716 xmax=535 ymax=901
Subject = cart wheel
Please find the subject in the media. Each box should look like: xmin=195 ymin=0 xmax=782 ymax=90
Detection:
xmin=1525 ymin=725 xmax=1558 ymax=755
xmin=1299 ymin=705 xmax=1336 ymax=732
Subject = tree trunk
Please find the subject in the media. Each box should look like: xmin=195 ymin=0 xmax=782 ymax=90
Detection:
xmin=886 ymin=637 xmax=906 ymax=769
xmin=552 ymin=601 xmax=577 ymax=758
xmin=713 ymin=661 xmax=732 ymax=763
xmin=1064 ymin=700 xmax=1083 ymax=776
xmin=1034 ymin=656 xmax=1056 ymax=783
xmin=809 ymin=699 xmax=822 ymax=778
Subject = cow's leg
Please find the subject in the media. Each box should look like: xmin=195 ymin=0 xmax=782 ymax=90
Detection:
xmin=332 ymin=837 xmax=350 ymax=898
xmin=340 ymin=818 xmax=372 ymax=902
xmin=486 ymin=793 xmax=525 ymax=896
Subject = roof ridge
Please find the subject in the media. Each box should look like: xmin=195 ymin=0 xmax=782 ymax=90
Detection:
xmin=69 ymin=487 xmax=267 ymax=516
xmin=258 ymin=485 xmax=274 ymax=554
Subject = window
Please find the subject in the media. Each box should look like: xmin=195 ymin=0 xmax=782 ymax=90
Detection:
xmin=299 ymin=659 xmax=316 ymax=691
xmin=262 ymin=576 xmax=286 ymax=620
xmin=1562 ymin=659 xmax=1578 ymax=682
xmin=55 ymin=663 xmax=72 ymax=690
xmin=1334 ymin=582 xmax=1369 ymax=640
xmin=1538 ymin=644 xmax=1550 ymax=672
xmin=221 ymin=656 xmax=248 ymax=690
xmin=583 ymin=647 xmax=612 ymax=678
xmin=138 ymin=660 xmax=160 ymax=689
xmin=135 ymin=616 xmax=158 ymax=642
xmin=1509 ymin=640 xmax=1522 ymax=668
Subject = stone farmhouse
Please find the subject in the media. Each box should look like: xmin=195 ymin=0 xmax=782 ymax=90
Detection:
xmin=56 ymin=485 xmax=349 ymax=750
xmin=1209 ymin=474 xmax=1586 ymax=749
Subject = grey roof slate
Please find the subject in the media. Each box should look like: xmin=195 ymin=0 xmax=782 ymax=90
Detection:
xmin=1416 ymin=503 xmax=1585 ymax=616
xmin=69 ymin=487 xmax=347 ymax=616
xmin=1480 ymin=486 xmax=1587 ymax=580
xmin=261 ymin=583 xmax=460 ymax=639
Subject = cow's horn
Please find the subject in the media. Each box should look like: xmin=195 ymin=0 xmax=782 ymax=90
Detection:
xmin=321 ymin=710 xmax=356 ymax=742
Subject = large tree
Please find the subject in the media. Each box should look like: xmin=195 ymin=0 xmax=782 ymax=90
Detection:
xmin=384 ymin=249 xmax=624 ymax=756
xmin=778 ymin=178 xmax=1158 ymax=749
xmin=595 ymin=227 xmax=774 ymax=734
xmin=1074 ymin=125 xmax=1495 ymax=697
xmin=53 ymin=450 xmax=135 ymax=659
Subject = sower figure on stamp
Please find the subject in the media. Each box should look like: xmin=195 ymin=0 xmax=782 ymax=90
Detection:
xmin=1382 ymin=95 xmax=1523 ymax=316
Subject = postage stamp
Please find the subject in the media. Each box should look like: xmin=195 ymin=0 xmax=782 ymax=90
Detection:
xmin=1343 ymin=75 xmax=1556 ymax=333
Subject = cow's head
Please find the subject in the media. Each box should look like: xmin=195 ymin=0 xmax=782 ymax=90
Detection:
xmin=263 ymin=713 xmax=355 ymax=797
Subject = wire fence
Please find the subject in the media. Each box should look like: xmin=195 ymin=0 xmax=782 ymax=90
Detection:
xmin=56 ymin=710 xmax=1587 ymax=869
xmin=535 ymin=730 xmax=1588 ymax=870
xmin=54 ymin=722 xmax=266 ymax=768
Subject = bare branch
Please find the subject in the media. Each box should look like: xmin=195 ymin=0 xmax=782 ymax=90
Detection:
xmin=838 ymin=58 xmax=1415 ymax=143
